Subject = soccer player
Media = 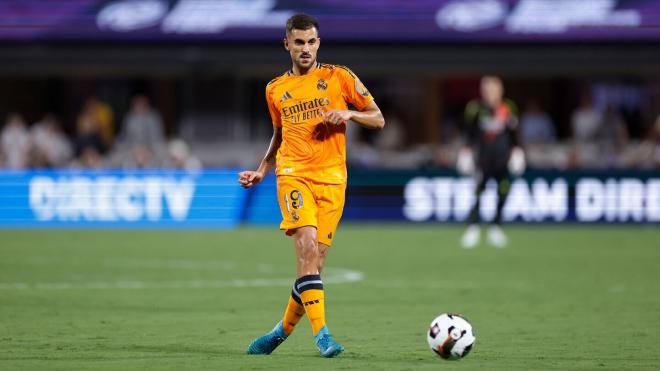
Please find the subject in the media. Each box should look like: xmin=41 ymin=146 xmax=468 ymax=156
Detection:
xmin=238 ymin=14 xmax=384 ymax=357
xmin=457 ymin=76 xmax=525 ymax=248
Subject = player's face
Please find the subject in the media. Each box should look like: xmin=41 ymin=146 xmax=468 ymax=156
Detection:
xmin=284 ymin=28 xmax=320 ymax=72
xmin=480 ymin=77 xmax=503 ymax=107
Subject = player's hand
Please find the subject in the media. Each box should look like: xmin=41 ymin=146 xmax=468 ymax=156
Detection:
xmin=508 ymin=147 xmax=526 ymax=176
xmin=322 ymin=109 xmax=352 ymax=126
xmin=238 ymin=170 xmax=264 ymax=189
xmin=456 ymin=148 xmax=475 ymax=176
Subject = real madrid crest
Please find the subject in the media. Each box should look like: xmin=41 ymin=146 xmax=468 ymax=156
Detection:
xmin=317 ymin=79 xmax=327 ymax=91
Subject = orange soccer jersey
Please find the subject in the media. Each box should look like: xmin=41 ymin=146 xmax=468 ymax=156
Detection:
xmin=266 ymin=63 xmax=374 ymax=184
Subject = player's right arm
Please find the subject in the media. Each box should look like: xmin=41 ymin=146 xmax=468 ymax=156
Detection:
xmin=239 ymin=80 xmax=283 ymax=189
xmin=239 ymin=126 xmax=282 ymax=188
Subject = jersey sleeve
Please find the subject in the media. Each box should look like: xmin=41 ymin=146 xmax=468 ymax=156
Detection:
xmin=336 ymin=66 xmax=374 ymax=111
xmin=265 ymin=83 xmax=281 ymax=128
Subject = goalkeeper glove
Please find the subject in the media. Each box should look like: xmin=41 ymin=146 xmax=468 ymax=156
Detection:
xmin=456 ymin=148 xmax=475 ymax=175
xmin=508 ymin=147 xmax=526 ymax=176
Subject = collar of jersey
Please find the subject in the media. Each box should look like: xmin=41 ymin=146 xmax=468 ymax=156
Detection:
xmin=288 ymin=62 xmax=321 ymax=77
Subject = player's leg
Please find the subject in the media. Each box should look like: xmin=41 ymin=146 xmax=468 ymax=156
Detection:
xmin=487 ymin=169 xmax=511 ymax=248
xmin=280 ymin=179 xmax=320 ymax=336
xmin=468 ymin=170 xmax=487 ymax=224
xmin=282 ymin=282 xmax=306 ymax=334
xmin=292 ymin=226 xmax=341 ymax=357
xmin=291 ymin=225 xmax=327 ymax=336
xmin=493 ymin=170 xmax=511 ymax=225
xmin=293 ymin=225 xmax=320 ymax=276
xmin=462 ymin=171 xmax=487 ymax=248
xmin=304 ymin=182 xmax=346 ymax=357
xmin=280 ymin=178 xmax=319 ymax=332
xmin=247 ymin=177 xmax=316 ymax=355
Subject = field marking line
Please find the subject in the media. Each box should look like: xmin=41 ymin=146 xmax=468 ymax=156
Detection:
xmin=10 ymin=256 xmax=239 ymax=271
xmin=0 ymin=267 xmax=364 ymax=290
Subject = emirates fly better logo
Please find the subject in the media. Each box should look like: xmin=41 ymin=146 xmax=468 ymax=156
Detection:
xmin=282 ymin=97 xmax=330 ymax=124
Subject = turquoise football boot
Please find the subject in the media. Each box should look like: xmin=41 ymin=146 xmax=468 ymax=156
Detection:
xmin=246 ymin=321 xmax=288 ymax=355
xmin=314 ymin=326 xmax=344 ymax=358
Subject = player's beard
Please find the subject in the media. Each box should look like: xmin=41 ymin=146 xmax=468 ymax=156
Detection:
xmin=294 ymin=53 xmax=316 ymax=73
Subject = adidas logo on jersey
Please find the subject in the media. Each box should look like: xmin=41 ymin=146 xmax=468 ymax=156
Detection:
xmin=281 ymin=91 xmax=293 ymax=102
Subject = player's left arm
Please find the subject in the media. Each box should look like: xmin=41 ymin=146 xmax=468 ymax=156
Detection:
xmin=323 ymin=101 xmax=384 ymax=129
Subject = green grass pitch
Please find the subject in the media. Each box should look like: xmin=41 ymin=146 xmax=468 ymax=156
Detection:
xmin=1 ymin=225 xmax=659 ymax=370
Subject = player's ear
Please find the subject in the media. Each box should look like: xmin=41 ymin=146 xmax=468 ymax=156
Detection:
xmin=283 ymin=37 xmax=289 ymax=51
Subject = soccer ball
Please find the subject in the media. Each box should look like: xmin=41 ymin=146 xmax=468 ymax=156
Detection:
xmin=427 ymin=313 xmax=475 ymax=360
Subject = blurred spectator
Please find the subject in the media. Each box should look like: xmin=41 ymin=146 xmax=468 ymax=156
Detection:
xmin=113 ymin=95 xmax=166 ymax=168
xmin=30 ymin=113 xmax=73 ymax=168
xmin=128 ymin=146 xmax=154 ymax=169
xmin=1 ymin=113 xmax=30 ymax=169
xmin=167 ymin=138 xmax=202 ymax=171
xmin=345 ymin=108 xmax=422 ymax=169
xmin=594 ymin=105 xmax=629 ymax=168
xmin=571 ymin=93 xmax=602 ymax=142
xmin=520 ymin=99 xmax=556 ymax=146
xmin=69 ymin=146 xmax=106 ymax=169
xmin=597 ymin=104 xmax=628 ymax=150
xmin=117 ymin=95 xmax=165 ymax=149
xmin=74 ymin=112 xmax=106 ymax=157
xmin=570 ymin=93 xmax=605 ymax=168
xmin=617 ymin=114 xmax=657 ymax=169
xmin=78 ymin=96 xmax=114 ymax=149
xmin=70 ymin=112 xmax=107 ymax=169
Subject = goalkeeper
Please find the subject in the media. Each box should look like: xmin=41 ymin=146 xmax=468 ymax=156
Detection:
xmin=456 ymin=75 xmax=525 ymax=248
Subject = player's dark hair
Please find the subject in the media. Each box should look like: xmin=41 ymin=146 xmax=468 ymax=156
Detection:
xmin=286 ymin=14 xmax=319 ymax=35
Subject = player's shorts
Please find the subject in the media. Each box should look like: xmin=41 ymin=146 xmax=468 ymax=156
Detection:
xmin=276 ymin=175 xmax=346 ymax=246
xmin=475 ymin=167 xmax=511 ymax=194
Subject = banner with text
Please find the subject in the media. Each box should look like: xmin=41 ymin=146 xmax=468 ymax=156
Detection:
xmin=0 ymin=170 xmax=245 ymax=228
xmin=398 ymin=172 xmax=660 ymax=223
xmin=0 ymin=169 xmax=657 ymax=228
xmin=248 ymin=170 xmax=660 ymax=224
xmin=2 ymin=0 xmax=659 ymax=43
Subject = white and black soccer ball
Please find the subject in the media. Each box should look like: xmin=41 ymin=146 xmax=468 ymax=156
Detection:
xmin=427 ymin=313 xmax=475 ymax=360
